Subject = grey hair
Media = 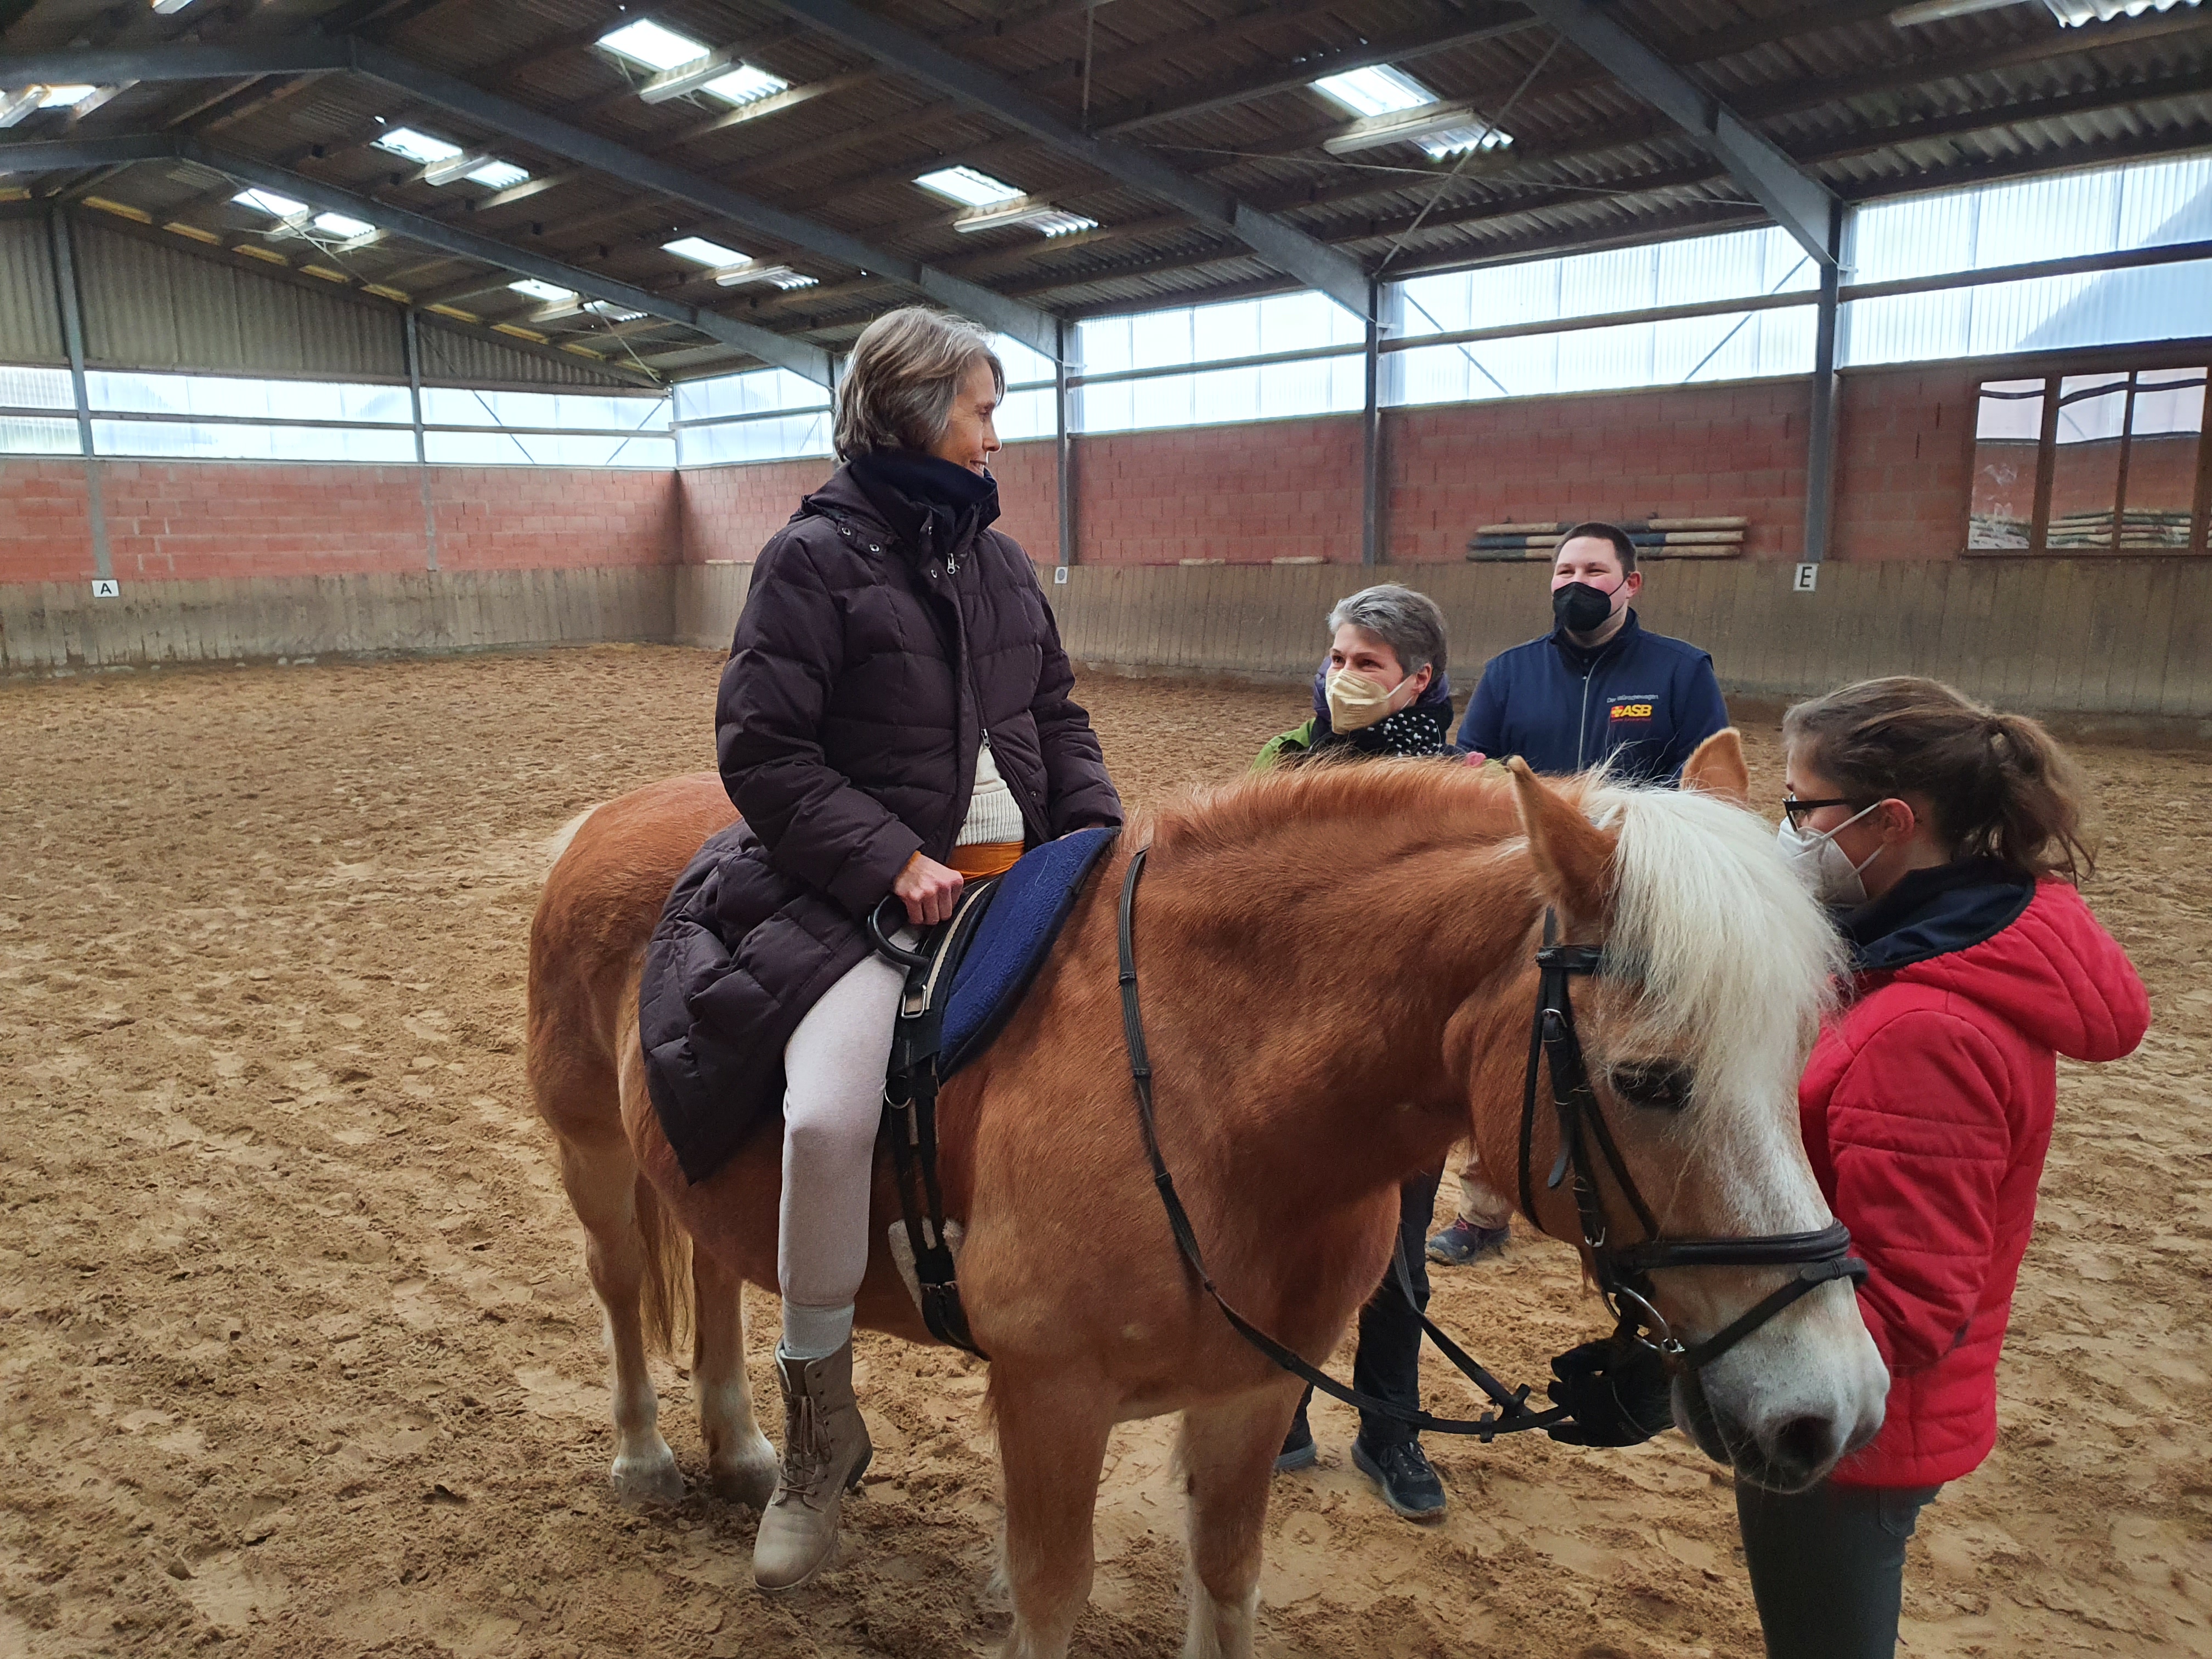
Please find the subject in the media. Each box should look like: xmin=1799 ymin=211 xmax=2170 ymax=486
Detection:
xmin=1327 ymin=583 xmax=1448 ymax=682
xmin=834 ymin=306 xmax=1005 ymax=460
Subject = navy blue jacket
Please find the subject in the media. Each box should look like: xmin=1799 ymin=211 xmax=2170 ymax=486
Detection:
xmin=1453 ymin=611 xmax=1728 ymax=784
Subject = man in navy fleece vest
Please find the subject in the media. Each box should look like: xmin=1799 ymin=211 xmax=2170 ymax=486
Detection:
xmin=1453 ymin=521 xmax=1729 ymax=783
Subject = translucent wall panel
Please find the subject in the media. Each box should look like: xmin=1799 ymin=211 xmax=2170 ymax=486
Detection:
xmin=1076 ymin=352 xmax=1364 ymax=433
xmin=678 ymin=411 xmax=832 ymax=466
xmin=1846 ymin=257 xmax=2212 ymax=365
xmin=1395 ymin=226 xmax=1818 ymax=343
xmin=87 ymin=370 xmax=414 ymax=424
xmin=1075 ymin=291 xmax=1363 ymax=377
xmin=988 ymin=333 xmax=1058 ymax=388
xmin=1853 ymin=154 xmax=2212 ymax=285
xmin=1390 ymin=306 xmax=1815 ymax=406
xmin=1 ymin=365 xmax=75 ymax=410
xmin=423 ymin=430 xmax=674 ymax=467
xmin=92 ymin=420 xmax=420 ymax=462
xmin=673 ymin=366 xmax=828 ymax=424
xmin=995 ymin=385 xmax=1056 ymax=443
xmin=420 ymin=387 xmax=670 ymax=431
xmin=1 ymin=416 xmax=78 ymax=454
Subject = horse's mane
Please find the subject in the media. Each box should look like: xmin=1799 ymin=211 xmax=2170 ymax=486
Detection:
xmin=1147 ymin=759 xmax=1844 ymax=1171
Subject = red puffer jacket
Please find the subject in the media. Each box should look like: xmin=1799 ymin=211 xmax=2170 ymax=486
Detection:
xmin=1802 ymin=865 xmax=2148 ymax=1489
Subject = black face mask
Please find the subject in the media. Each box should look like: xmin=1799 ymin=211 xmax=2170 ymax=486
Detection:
xmin=1552 ymin=580 xmax=1617 ymax=635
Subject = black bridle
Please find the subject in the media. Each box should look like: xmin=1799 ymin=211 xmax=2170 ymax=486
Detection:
xmin=1115 ymin=845 xmax=1868 ymax=1440
xmin=1518 ymin=912 xmax=1867 ymax=1373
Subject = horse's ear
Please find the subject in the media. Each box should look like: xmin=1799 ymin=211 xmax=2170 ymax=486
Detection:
xmin=1681 ymin=727 xmax=1750 ymax=806
xmin=1504 ymin=758 xmax=1616 ymax=924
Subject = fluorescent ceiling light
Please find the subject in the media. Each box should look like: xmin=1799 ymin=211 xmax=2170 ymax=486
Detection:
xmin=464 ymin=159 xmax=529 ymax=189
xmin=150 ymin=0 xmax=198 ymax=12
xmin=373 ymin=126 xmax=462 ymax=166
xmin=710 ymin=261 xmax=819 ymax=290
xmin=0 ymin=89 xmax=41 ymax=129
xmin=1311 ymin=64 xmax=1438 ymax=119
xmin=598 ymin=18 xmax=712 ymax=72
xmin=311 ymin=210 xmax=376 ymax=238
xmin=37 ymin=84 xmax=100 ymax=108
xmin=233 ymin=187 xmax=309 ymax=218
xmin=510 ymin=278 xmax=576 ymax=303
xmin=664 ymin=235 xmax=749 ymax=266
xmin=915 ymin=165 xmax=1024 ymax=207
xmin=701 ymin=64 xmax=789 ymax=105
xmin=952 ymin=198 xmax=1099 ymax=237
xmin=1322 ymin=102 xmax=1510 ymax=160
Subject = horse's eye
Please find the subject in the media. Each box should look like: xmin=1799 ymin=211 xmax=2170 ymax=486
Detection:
xmin=1609 ymin=1061 xmax=1693 ymax=1113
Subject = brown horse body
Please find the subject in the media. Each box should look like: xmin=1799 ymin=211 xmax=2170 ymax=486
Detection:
xmin=526 ymin=743 xmax=1885 ymax=1658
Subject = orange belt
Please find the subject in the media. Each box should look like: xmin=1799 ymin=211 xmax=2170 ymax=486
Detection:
xmin=948 ymin=840 xmax=1023 ymax=879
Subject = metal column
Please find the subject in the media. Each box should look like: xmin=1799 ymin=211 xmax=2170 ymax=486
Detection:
xmin=1055 ymin=317 xmax=1076 ymax=572
xmin=1801 ymin=202 xmax=1848 ymax=567
xmin=405 ymin=308 xmax=439 ymax=572
xmin=48 ymin=209 xmax=112 ymax=583
xmin=1360 ymin=279 xmax=1383 ymax=567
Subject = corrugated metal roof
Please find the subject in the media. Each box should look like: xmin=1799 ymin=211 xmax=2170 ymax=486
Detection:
xmin=0 ymin=0 xmax=2205 ymax=355
xmin=0 ymin=217 xmax=66 ymax=366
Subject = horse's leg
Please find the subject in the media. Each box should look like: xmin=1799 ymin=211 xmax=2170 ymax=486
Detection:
xmin=1177 ymin=1386 xmax=1300 ymax=1659
xmin=692 ymin=1248 xmax=777 ymax=1507
xmin=555 ymin=1135 xmax=685 ymax=1503
xmin=994 ymin=1371 xmax=1115 ymax=1659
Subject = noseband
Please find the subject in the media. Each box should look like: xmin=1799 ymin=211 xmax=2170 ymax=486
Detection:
xmin=1519 ymin=912 xmax=1867 ymax=1372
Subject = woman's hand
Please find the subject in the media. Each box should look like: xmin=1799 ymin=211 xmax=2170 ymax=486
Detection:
xmin=893 ymin=852 xmax=964 ymax=927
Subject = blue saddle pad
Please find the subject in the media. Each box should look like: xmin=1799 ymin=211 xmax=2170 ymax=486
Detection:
xmin=940 ymin=826 xmax=1119 ymax=1077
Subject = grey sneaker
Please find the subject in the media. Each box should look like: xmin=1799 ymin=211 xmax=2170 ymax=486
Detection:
xmin=1426 ymin=1219 xmax=1509 ymax=1266
xmin=1352 ymin=1437 xmax=1447 ymax=1522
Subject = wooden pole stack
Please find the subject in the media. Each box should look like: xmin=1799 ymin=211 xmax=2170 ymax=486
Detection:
xmin=1468 ymin=516 xmax=1747 ymax=560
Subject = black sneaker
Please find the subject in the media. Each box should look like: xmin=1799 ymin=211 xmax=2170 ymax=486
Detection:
xmin=1426 ymin=1219 xmax=1510 ymax=1266
xmin=1351 ymin=1437 xmax=1447 ymax=1522
xmin=1274 ymin=1413 xmax=1317 ymax=1474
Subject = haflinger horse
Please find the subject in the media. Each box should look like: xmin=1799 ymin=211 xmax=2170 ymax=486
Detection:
xmin=526 ymin=730 xmax=1887 ymax=1659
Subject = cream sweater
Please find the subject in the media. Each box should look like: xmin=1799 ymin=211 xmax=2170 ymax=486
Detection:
xmin=955 ymin=735 xmax=1024 ymax=846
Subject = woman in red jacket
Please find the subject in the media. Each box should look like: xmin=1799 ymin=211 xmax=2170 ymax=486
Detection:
xmin=1745 ymin=675 xmax=2149 ymax=1658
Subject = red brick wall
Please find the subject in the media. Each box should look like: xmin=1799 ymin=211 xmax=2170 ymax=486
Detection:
xmin=0 ymin=459 xmax=680 ymax=582
xmin=0 ymin=459 xmax=96 ymax=585
xmin=1075 ymin=417 xmax=1365 ymax=565
xmin=1829 ymin=366 xmax=1977 ymax=563
xmin=990 ymin=440 xmax=1060 ymax=565
xmin=1387 ymin=380 xmax=1810 ymax=562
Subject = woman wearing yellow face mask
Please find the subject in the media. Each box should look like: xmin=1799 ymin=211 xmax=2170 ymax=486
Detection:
xmin=1248 ymin=583 xmax=1460 ymax=1522
xmin=1252 ymin=584 xmax=1463 ymax=770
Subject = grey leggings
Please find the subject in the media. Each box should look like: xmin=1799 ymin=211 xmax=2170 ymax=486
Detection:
xmin=777 ymin=948 xmax=906 ymax=1316
xmin=1736 ymin=1478 xmax=1942 ymax=1659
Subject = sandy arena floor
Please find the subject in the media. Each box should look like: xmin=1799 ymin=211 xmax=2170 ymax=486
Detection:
xmin=2 ymin=645 xmax=2207 ymax=1658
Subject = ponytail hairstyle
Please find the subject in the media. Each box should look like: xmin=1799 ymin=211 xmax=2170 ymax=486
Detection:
xmin=1781 ymin=676 xmax=2097 ymax=884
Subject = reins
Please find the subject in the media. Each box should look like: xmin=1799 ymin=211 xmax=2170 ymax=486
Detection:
xmin=1115 ymin=842 xmax=1869 ymax=1438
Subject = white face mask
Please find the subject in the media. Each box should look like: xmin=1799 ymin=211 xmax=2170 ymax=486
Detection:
xmin=1775 ymin=802 xmax=1884 ymax=907
xmin=1325 ymin=668 xmax=1407 ymax=733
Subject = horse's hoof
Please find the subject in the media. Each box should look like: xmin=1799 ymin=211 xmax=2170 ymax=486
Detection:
xmin=708 ymin=1435 xmax=779 ymax=1509
xmin=610 ymin=1447 xmax=686 ymax=1505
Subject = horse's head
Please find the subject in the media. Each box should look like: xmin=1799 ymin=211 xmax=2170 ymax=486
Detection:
xmin=1481 ymin=734 xmax=1887 ymax=1492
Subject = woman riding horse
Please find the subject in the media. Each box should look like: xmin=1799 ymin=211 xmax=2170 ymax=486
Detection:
xmin=639 ymin=306 xmax=1121 ymax=1590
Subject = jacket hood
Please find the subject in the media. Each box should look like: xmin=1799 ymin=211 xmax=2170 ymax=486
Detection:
xmin=1871 ymin=876 xmax=2148 ymax=1064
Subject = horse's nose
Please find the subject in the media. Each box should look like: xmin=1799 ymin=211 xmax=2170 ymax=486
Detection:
xmin=1758 ymin=1413 xmax=1842 ymax=1491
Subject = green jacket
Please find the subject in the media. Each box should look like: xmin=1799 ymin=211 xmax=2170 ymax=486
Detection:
xmin=1250 ymin=718 xmax=1318 ymax=773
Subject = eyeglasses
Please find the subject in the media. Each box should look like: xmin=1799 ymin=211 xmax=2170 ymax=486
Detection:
xmin=1781 ymin=795 xmax=1857 ymax=827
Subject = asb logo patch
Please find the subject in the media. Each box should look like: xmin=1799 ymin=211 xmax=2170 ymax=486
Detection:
xmin=1610 ymin=702 xmax=1654 ymax=722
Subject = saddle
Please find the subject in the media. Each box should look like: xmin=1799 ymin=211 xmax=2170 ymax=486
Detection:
xmin=876 ymin=826 xmax=1120 ymax=1356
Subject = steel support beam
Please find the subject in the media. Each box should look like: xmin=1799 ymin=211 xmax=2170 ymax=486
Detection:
xmin=46 ymin=207 xmax=112 ymax=583
xmin=1361 ymin=280 xmax=1383 ymax=568
xmin=1802 ymin=203 xmax=1848 ymax=565
xmin=403 ymin=307 xmax=439 ymax=571
xmin=0 ymin=133 xmax=837 ymax=387
xmin=759 ymin=0 xmax=1375 ymax=319
xmin=0 ymin=41 xmax=1063 ymax=360
xmin=1054 ymin=315 xmax=1075 ymax=571
xmin=1513 ymin=0 xmax=1841 ymax=267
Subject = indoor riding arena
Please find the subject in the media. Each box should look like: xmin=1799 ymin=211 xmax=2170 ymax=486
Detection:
xmin=2 ymin=1 xmax=2210 ymax=1655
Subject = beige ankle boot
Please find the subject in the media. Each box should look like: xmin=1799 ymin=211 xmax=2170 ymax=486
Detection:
xmin=752 ymin=1339 xmax=873 ymax=1590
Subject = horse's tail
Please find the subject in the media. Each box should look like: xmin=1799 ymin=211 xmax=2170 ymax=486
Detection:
xmin=633 ymin=1168 xmax=695 ymax=1359
xmin=540 ymin=803 xmax=602 ymax=882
